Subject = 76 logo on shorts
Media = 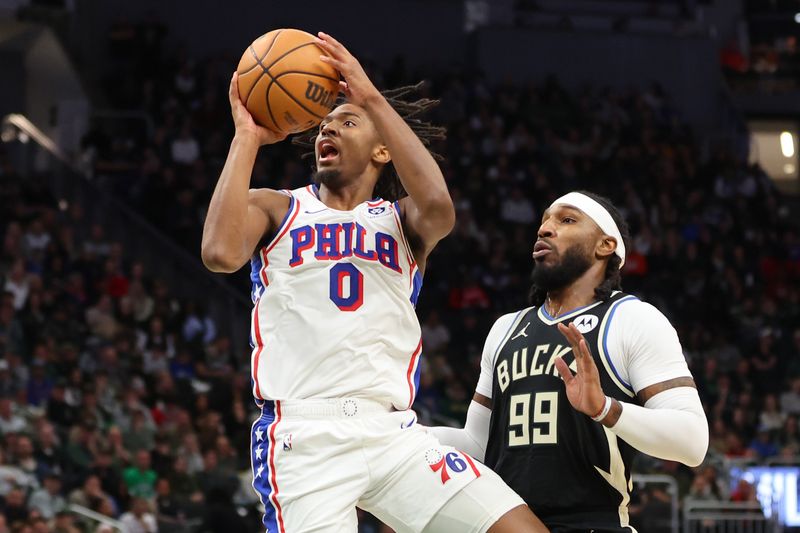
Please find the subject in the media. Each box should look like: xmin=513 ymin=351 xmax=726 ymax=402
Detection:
xmin=425 ymin=449 xmax=481 ymax=484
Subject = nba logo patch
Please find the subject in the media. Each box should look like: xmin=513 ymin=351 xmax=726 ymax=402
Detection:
xmin=282 ymin=433 xmax=293 ymax=451
xmin=367 ymin=206 xmax=386 ymax=216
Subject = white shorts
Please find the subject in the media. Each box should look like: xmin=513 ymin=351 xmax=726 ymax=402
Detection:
xmin=250 ymin=398 xmax=523 ymax=533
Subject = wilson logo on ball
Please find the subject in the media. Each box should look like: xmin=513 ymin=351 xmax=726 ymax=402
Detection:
xmin=305 ymin=81 xmax=335 ymax=108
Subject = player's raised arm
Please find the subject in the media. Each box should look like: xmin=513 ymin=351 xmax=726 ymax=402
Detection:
xmin=555 ymin=310 xmax=709 ymax=467
xmin=315 ymin=32 xmax=455 ymax=261
xmin=201 ymin=72 xmax=289 ymax=273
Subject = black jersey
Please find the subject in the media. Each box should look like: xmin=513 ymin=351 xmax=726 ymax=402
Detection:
xmin=484 ymin=292 xmax=640 ymax=532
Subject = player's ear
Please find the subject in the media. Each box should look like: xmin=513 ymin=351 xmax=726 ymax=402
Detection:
xmin=372 ymin=144 xmax=391 ymax=165
xmin=596 ymin=235 xmax=617 ymax=260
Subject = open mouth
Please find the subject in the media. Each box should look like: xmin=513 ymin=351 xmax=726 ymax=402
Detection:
xmin=318 ymin=141 xmax=339 ymax=164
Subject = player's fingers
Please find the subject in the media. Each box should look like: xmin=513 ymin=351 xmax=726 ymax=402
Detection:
xmin=569 ymin=323 xmax=589 ymax=355
xmin=228 ymin=72 xmax=239 ymax=104
xmin=319 ymin=54 xmax=344 ymax=71
xmin=554 ymin=356 xmax=574 ymax=384
xmin=318 ymin=31 xmax=344 ymax=50
xmin=315 ymin=36 xmax=347 ymax=61
xmin=314 ymin=37 xmax=337 ymax=55
xmin=560 ymin=323 xmax=582 ymax=356
xmin=579 ymin=339 xmax=601 ymax=378
xmin=338 ymin=80 xmax=349 ymax=93
xmin=557 ymin=323 xmax=577 ymax=348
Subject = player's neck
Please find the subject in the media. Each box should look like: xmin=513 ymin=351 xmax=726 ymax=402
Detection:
xmin=318 ymin=179 xmax=377 ymax=211
xmin=545 ymin=265 xmax=605 ymax=318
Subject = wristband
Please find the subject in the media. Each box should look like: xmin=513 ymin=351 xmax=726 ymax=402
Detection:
xmin=591 ymin=396 xmax=612 ymax=422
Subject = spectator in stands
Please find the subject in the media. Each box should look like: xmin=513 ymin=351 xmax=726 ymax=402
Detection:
xmin=1 ymin=487 xmax=30 ymax=526
xmin=0 ymin=397 xmax=26 ymax=435
xmin=52 ymin=510 xmax=80 ymax=533
xmin=123 ymin=450 xmax=157 ymax=500
xmin=27 ymin=472 xmax=66 ymax=519
xmin=780 ymin=378 xmax=800 ymax=416
xmin=119 ymin=497 xmax=158 ymax=533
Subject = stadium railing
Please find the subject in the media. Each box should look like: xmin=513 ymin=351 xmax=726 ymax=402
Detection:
xmin=68 ymin=503 xmax=126 ymax=533
xmin=632 ymin=474 xmax=680 ymax=533
xmin=683 ymin=500 xmax=782 ymax=533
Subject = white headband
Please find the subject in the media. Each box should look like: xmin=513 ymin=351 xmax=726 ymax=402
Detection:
xmin=550 ymin=192 xmax=626 ymax=269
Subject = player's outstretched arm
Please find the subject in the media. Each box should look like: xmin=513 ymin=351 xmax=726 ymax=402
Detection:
xmin=555 ymin=322 xmax=709 ymax=467
xmin=428 ymin=313 xmax=518 ymax=461
xmin=315 ymin=32 xmax=455 ymax=262
xmin=201 ymin=73 xmax=289 ymax=273
xmin=428 ymin=394 xmax=492 ymax=462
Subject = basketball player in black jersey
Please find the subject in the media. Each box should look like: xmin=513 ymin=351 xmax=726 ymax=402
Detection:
xmin=432 ymin=191 xmax=708 ymax=532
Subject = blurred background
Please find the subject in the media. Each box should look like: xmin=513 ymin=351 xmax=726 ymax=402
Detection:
xmin=0 ymin=0 xmax=799 ymax=531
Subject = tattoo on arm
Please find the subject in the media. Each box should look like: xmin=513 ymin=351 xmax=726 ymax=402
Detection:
xmin=473 ymin=393 xmax=492 ymax=409
xmin=637 ymin=377 xmax=696 ymax=404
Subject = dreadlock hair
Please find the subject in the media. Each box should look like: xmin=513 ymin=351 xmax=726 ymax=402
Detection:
xmin=529 ymin=191 xmax=631 ymax=307
xmin=292 ymin=82 xmax=446 ymax=202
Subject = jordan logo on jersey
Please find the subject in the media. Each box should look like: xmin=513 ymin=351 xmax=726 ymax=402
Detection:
xmin=288 ymin=222 xmax=401 ymax=273
xmin=511 ymin=322 xmax=530 ymax=340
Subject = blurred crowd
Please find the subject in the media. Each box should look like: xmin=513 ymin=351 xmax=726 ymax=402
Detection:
xmin=1 ymin=12 xmax=800 ymax=533
xmin=0 ymin=157 xmax=262 ymax=531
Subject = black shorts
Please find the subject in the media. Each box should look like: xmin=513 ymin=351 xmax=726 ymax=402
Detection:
xmin=541 ymin=510 xmax=636 ymax=533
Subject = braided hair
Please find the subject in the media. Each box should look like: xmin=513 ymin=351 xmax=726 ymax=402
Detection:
xmin=529 ymin=191 xmax=630 ymax=306
xmin=292 ymin=82 xmax=446 ymax=202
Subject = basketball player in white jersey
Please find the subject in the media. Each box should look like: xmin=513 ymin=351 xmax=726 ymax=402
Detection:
xmin=201 ymin=32 xmax=548 ymax=533
xmin=430 ymin=191 xmax=709 ymax=531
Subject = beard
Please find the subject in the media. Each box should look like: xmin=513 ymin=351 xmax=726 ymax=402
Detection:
xmin=530 ymin=242 xmax=594 ymax=295
xmin=312 ymin=168 xmax=342 ymax=187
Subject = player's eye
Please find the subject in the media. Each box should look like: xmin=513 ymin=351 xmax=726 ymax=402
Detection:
xmin=562 ymin=217 xmax=576 ymax=224
xmin=318 ymin=122 xmax=327 ymax=131
xmin=344 ymin=120 xmax=355 ymax=127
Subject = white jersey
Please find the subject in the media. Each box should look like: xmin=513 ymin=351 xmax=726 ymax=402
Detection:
xmin=248 ymin=185 xmax=423 ymax=410
xmin=475 ymin=292 xmax=693 ymax=400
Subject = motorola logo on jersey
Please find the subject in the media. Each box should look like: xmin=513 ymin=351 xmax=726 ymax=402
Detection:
xmin=367 ymin=206 xmax=387 ymax=216
xmin=574 ymin=314 xmax=599 ymax=334
xmin=288 ymin=222 xmax=401 ymax=273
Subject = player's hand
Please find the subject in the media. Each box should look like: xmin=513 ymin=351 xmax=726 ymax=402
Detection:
xmin=229 ymin=72 xmax=287 ymax=146
xmin=315 ymin=32 xmax=382 ymax=107
xmin=555 ymin=322 xmax=607 ymax=420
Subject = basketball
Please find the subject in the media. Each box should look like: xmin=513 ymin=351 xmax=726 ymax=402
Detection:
xmin=237 ymin=28 xmax=340 ymax=135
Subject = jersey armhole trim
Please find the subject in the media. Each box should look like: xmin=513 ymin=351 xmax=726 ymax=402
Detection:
xmin=392 ymin=201 xmax=419 ymax=284
xmin=597 ymin=296 xmax=637 ymax=398
xmin=491 ymin=308 xmax=533 ymax=369
xmin=263 ymin=194 xmax=299 ymax=255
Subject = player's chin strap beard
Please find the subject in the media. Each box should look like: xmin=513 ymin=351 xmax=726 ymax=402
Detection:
xmin=530 ymin=243 xmax=593 ymax=314
xmin=312 ymin=169 xmax=342 ymax=187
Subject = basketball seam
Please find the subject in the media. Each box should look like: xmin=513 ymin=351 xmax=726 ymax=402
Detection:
xmin=253 ymin=52 xmax=332 ymax=127
xmin=263 ymin=41 xmax=320 ymax=72
xmin=239 ymin=29 xmax=281 ymax=78
xmin=263 ymin=71 xmax=325 ymax=124
xmin=274 ymin=71 xmax=340 ymax=83
xmin=242 ymin=29 xmax=283 ymax=107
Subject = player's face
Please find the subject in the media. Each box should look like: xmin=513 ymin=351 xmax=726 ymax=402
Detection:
xmin=314 ymin=103 xmax=386 ymax=185
xmin=530 ymin=205 xmax=599 ymax=289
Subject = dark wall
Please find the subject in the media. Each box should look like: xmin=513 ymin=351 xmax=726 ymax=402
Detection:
xmin=0 ymin=49 xmax=25 ymax=118
xmin=73 ymin=0 xmax=468 ymax=69
xmin=475 ymin=27 xmax=725 ymax=133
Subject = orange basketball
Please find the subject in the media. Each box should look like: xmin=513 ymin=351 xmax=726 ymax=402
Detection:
xmin=237 ymin=29 xmax=340 ymax=135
